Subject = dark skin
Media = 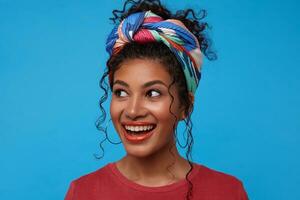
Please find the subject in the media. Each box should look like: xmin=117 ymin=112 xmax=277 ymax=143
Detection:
xmin=110 ymin=58 xmax=194 ymax=187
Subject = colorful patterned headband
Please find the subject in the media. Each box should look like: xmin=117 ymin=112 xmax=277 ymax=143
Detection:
xmin=106 ymin=10 xmax=203 ymax=94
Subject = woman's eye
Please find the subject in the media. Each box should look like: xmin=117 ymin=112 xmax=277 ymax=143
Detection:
xmin=147 ymin=90 xmax=161 ymax=97
xmin=114 ymin=89 xmax=128 ymax=97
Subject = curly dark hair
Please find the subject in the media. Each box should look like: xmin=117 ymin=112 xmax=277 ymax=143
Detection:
xmin=94 ymin=0 xmax=216 ymax=200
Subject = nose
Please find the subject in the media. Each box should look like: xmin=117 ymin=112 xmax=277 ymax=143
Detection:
xmin=124 ymin=94 xmax=146 ymax=120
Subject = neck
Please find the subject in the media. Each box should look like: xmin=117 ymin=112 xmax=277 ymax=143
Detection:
xmin=115 ymin=141 xmax=192 ymax=186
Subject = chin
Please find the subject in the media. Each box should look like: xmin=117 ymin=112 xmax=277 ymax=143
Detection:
xmin=123 ymin=144 xmax=154 ymax=158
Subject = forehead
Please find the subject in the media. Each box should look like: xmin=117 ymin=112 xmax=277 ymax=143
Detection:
xmin=114 ymin=58 xmax=172 ymax=85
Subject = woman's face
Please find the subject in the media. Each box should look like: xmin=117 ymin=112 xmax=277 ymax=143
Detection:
xmin=110 ymin=58 xmax=185 ymax=158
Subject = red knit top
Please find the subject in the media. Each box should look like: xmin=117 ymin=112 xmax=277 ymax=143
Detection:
xmin=65 ymin=162 xmax=248 ymax=200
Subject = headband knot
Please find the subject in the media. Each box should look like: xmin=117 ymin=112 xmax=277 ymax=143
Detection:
xmin=106 ymin=10 xmax=203 ymax=94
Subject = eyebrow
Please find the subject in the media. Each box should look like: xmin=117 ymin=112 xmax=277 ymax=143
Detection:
xmin=113 ymin=80 xmax=168 ymax=88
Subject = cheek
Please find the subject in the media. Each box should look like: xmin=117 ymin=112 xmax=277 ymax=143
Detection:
xmin=110 ymin=100 xmax=123 ymax=124
xmin=146 ymin=100 xmax=178 ymax=123
xmin=110 ymin=100 xmax=128 ymax=138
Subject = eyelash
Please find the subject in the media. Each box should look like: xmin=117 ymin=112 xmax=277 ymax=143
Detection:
xmin=146 ymin=90 xmax=161 ymax=97
xmin=113 ymin=89 xmax=128 ymax=97
xmin=113 ymin=89 xmax=161 ymax=98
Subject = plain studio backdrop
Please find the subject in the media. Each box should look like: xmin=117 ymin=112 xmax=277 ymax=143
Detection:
xmin=1 ymin=0 xmax=299 ymax=199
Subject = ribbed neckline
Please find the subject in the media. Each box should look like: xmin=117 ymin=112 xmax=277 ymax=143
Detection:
xmin=107 ymin=162 xmax=201 ymax=193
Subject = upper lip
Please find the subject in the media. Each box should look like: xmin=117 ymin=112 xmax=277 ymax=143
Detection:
xmin=122 ymin=122 xmax=156 ymax=126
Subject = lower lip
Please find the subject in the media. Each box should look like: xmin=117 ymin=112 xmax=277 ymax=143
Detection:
xmin=122 ymin=126 xmax=156 ymax=143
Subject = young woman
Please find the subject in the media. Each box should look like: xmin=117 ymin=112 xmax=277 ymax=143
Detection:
xmin=65 ymin=0 xmax=248 ymax=199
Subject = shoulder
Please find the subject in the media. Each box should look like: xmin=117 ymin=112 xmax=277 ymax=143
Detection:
xmin=195 ymin=163 xmax=243 ymax=184
xmin=65 ymin=164 xmax=113 ymax=200
xmin=71 ymin=163 xmax=112 ymax=186
xmin=192 ymin=163 xmax=248 ymax=198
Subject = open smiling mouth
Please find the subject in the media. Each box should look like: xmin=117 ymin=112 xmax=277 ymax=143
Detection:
xmin=121 ymin=124 xmax=157 ymax=142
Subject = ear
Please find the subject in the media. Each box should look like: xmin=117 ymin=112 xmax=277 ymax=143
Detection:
xmin=179 ymin=92 xmax=194 ymax=120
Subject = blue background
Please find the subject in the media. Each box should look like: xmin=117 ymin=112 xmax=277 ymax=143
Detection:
xmin=1 ymin=0 xmax=299 ymax=199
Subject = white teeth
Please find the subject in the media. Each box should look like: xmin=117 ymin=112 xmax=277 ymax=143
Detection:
xmin=124 ymin=125 xmax=154 ymax=132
